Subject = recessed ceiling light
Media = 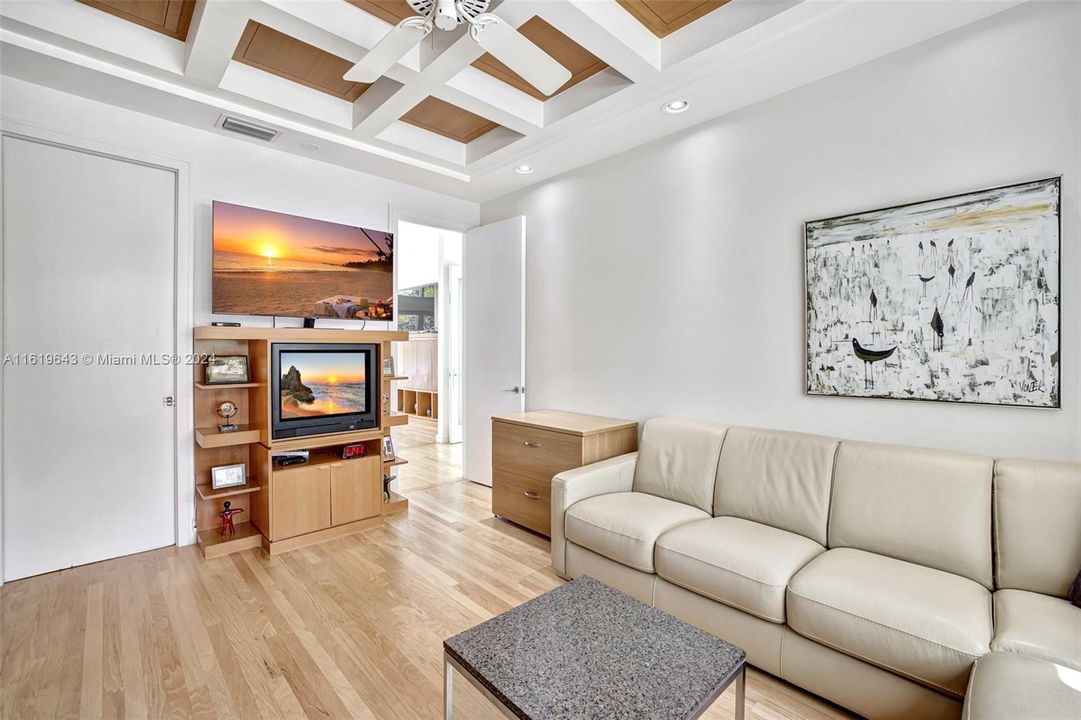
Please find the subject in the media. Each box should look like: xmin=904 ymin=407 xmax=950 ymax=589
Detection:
xmin=514 ymin=164 xmax=534 ymax=175
xmin=662 ymin=100 xmax=690 ymax=114
xmin=299 ymin=141 xmax=320 ymax=152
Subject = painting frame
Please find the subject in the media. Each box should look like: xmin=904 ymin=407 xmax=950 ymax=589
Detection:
xmin=803 ymin=176 xmax=1062 ymax=409
xmin=204 ymin=354 xmax=250 ymax=385
xmin=210 ymin=462 xmax=247 ymax=490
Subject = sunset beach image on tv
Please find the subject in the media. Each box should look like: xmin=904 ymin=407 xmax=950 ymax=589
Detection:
xmin=212 ymin=201 xmax=393 ymax=319
xmin=279 ymin=351 xmax=367 ymax=419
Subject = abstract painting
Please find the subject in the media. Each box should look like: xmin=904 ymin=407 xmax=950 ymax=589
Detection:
xmin=805 ymin=177 xmax=1060 ymax=407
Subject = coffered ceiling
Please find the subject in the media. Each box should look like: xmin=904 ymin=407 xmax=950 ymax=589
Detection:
xmin=1 ymin=0 xmax=1024 ymax=201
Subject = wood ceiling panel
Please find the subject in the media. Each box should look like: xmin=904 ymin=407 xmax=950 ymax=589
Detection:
xmin=345 ymin=0 xmax=417 ymax=25
xmin=472 ymin=16 xmax=608 ymax=101
xmin=616 ymin=0 xmax=731 ymax=38
xmin=76 ymin=0 xmax=195 ymax=40
xmin=400 ymin=97 xmax=499 ymax=143
xmin=233 ymin=21 xmax=371 ymax=103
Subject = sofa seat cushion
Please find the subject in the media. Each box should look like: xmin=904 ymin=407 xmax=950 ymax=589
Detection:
xmin=962 ymin=652 xmax=1081 ymax=720
xmin=655 ymin=516 xmax=824 ymax=623
xmin=787 ymin=548 xmax=992 ymax=697
xmin=992 ymin=589 xmax=1081 ymax=671
xmin=564 ymin=492 xmax=709 ymax=573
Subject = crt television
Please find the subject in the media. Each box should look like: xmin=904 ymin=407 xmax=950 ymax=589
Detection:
xmin=271 ymin=343 xmax=378 ymax=440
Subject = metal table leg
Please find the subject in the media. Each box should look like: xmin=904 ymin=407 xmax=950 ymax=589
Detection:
xmin=444 ymin=651 xmax=453 ymax=719
xmin=735 ymin=665 xmax=746 ymax=720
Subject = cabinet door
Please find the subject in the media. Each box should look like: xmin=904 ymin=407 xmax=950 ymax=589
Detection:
xmin=271 ymin=465 xmax=331 ymax=540
xmin=330 ymin=456 xmax=381 ymax=526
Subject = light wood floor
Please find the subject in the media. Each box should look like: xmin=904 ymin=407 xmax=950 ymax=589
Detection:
xmin=0 ymin=422 xmax=855 ymax=720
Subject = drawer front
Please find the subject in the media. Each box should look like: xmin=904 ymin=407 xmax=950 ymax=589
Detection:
xmin=492 ymin=421 xmax=583 ymax=484
xmin=492 ymin=470 xmax=551 ymax=536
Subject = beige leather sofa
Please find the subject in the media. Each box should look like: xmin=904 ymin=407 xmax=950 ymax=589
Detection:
xmin=550 ymin=418 xmax=1081 ymax=720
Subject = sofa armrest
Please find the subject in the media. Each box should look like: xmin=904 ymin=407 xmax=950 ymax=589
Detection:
xmin=551 ymin=452 xmax=638 ymax=578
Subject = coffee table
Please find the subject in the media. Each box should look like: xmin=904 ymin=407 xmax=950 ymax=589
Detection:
xmin=443 ymin=576 xmax=747 ymax=719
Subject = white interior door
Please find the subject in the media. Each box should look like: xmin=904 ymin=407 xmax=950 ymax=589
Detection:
xmin=2 ymin=136 xmax=177 ymax=581
xmin=462 ymin=216 xmax=525 ymax=486
xmin=446 ymin=263 xmax=463 ymax=444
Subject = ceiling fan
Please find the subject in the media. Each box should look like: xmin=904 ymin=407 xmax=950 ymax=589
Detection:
xmin=343 ymin=0 xmax=572 ymax=96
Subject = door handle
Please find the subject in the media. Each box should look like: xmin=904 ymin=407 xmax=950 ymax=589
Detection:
xmin=523 ymin=441 xmax=541 ymax=448
xmin=523 ymin=490 xmax=540 ymax=500
xmin=503 ymin=386 xmax=521 ymax=393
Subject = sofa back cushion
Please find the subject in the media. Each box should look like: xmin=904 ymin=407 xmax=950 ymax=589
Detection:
xmin=713 ymin=427 xmax=838 ymax=545
xmin=994 ymin=459 xmax=1081 ymax=597
xmin=829 ymin=441 xmax=994 ymax=588
xmin=632 ymin=418 xmax=728 ymax=513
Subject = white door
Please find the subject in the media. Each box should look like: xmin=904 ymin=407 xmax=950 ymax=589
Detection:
xmin=462 ymin=216 xmax=525 ymax=486
xmin=446 ymin=263 xmax=463 ymax=444
xmin=2 ymin=136 xmax=177 ymax=581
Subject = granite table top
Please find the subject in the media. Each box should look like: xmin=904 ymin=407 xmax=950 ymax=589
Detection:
xmin=443 ymin=576 xmax=747 ymax=720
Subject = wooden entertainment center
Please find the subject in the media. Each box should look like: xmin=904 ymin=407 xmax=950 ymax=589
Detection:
xmin=192 ymin=326 xmax=410 ymax=558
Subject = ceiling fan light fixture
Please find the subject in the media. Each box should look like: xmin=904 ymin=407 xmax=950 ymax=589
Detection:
xmin=662 ymin=99 xmax=690 ymax=114
xmin=514 ymin=164 xmax=534 ymax=175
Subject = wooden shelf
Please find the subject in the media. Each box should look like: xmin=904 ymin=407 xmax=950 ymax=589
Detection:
xmin=384 ymin=413 xmax=409 ymax=427
xmin=195 ymin=382 xmax=263 ymax=390
xmin=196 ymin=521 xmax=262 ymax=559
xmin=383 ymin=490 xmax=408 ymax=515
xmin=196 ymin=482 xmax=261 ymax=501
xmin=381 ymin=375 xmax=409 ymax=382
xmin=269 ymin=428 xmax=382 ymax=452
xmin=384 ymin=457 xmax=408 ymax=468
xmin=195 ymin=424 xmax=262 ymax=449
xmin=272 ymin=450 xmax=378 ymax=472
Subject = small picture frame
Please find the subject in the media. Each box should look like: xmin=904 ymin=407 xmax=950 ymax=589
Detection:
xmin=382 ymin=435 xmax=396 ymax=461
xmin=211 ymin=462 xmax=247 ymax=490
xmin=382 ymin=355 xmax=396 ymax=377
xmin=205 ymin=355 xmax=250 ymax=385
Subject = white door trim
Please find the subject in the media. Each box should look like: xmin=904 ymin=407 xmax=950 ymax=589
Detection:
xmin=0 ymin=118 xmax=195 ymax=583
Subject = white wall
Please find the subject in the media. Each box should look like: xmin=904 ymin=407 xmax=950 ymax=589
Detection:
xmin=0 ymin=77 xmax=480 ymax=328
xmin=397 ymin=221 xmax=443 ymax=291
xmin=481 ymin=1 xmax=1081 ymax=462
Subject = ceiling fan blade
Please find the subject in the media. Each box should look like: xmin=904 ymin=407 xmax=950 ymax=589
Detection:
xmin=344 ymin=20 xmax=429 ymax=83
xmin=474 ymin=19 xmax=572 ymax=96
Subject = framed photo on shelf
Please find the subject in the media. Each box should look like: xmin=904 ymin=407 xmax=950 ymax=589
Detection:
xmin=382 ymin=355 xmax=396 ymax=377
xmin=210 ymin=462 xmax=247 ymax=490
xmin=205 ymin=355 xmax=250 ymax=385
xmin=382 ymin=435 xmax=396 ymax=461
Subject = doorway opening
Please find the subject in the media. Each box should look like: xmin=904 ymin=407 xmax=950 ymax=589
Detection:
xmin=389 ymin=220 xmax=464 ymax=493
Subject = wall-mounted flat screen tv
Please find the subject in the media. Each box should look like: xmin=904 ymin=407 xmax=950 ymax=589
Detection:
xmin=212 ymin=201 xmax=394 ymax=320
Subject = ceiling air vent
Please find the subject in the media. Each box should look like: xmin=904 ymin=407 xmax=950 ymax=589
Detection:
xmin=218 ymin=116 xmax=279 ymax=143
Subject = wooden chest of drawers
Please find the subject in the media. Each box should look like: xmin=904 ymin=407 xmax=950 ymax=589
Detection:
xmin=491 ymin=411 xmax=638 ymax=536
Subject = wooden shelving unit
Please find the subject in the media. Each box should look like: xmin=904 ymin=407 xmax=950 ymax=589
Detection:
xmin=192 ymin=326 xmax=410 ymax=558
xmin=196 ymin=521 xmax=262 ymax=559
xmin=384 ymin=457 xmax=409 ymax=468
xmin=383 ymin=490 xmax=409 ymax=514
xmin=196 ymin=482 xmax=260 ymax=501
xmin=397 ymin=388 xmax=439 ymax=420
xmin=384 ymin=412 xmax=409 ymax=427
xmin=195 ymin=424 xmax=262 ymax=449
xmin=195 ymin=382 xmax=263 ymax=390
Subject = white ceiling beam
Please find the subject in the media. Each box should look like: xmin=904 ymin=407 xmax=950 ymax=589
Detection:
xmin=220 ymin=62 xmax=353 ymax=128
xmin=254 ymin=0 xmax=423 ymax=73
xmin=660 ymin=0 xmax=801 ymax=68
xmin=184 ymin=0 xmax=253 ymax=87
xmin=533 ymin=0 xmax=661 ymax=81
xmin=351 ymin=84 xmax=429 ymax=135
xmin=1 ymin=0 xmax=183 ymax=74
